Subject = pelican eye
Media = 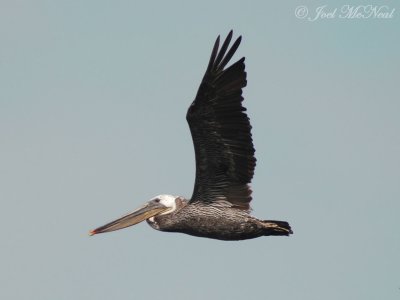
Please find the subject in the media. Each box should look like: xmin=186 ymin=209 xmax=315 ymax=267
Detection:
xmin=154 ymin=199 xmax=160 ymax=203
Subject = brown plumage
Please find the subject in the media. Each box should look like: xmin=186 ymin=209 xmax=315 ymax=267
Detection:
xmin=187 ymin=31 xmax=255 ymax=211
xmin=89 ymin=31 xmax=292 ymax=241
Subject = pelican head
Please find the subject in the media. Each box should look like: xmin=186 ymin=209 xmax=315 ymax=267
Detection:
xmin=89 ymin=195 xmax=179 ymax=235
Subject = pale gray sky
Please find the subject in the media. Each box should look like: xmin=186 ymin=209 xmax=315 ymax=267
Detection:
xmin=1 ymin=1 xmax=399 ymax=300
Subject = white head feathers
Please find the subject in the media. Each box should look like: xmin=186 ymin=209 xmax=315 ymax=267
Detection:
xmin=152 ymin=194 xmax=177 ymax=214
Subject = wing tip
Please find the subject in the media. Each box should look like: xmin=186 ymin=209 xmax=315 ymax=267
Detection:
xmin=206 ymin=31 xmax=243 ymax=74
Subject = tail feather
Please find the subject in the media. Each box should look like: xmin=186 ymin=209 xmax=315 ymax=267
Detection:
xmin=262 ymin=220 xmax=293 ymax=236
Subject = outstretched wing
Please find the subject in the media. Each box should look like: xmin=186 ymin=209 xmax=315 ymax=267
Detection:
xmin=186 ymin=31 xmax=256 ymax=210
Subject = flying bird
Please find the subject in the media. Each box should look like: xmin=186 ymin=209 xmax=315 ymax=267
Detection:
xmin=89 ymin=31 xmax=292 ymax=240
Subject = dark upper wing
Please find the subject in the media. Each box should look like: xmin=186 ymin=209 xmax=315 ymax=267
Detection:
xmin=186 ymin=31 xmax=256 ymax=210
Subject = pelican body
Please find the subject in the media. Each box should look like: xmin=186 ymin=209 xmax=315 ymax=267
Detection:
xmin=90 ymin=31 xmax=292 ymax=241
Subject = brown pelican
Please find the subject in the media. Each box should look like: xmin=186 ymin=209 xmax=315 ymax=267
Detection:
xmin=89 ymin=31 xmax=293 ymax=240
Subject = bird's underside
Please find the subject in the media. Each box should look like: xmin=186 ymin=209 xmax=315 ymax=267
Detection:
xmin=89 ymin=31 xmax=293 ymax=241
xmin=147 ymin=200 xmax=292 ymax=241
